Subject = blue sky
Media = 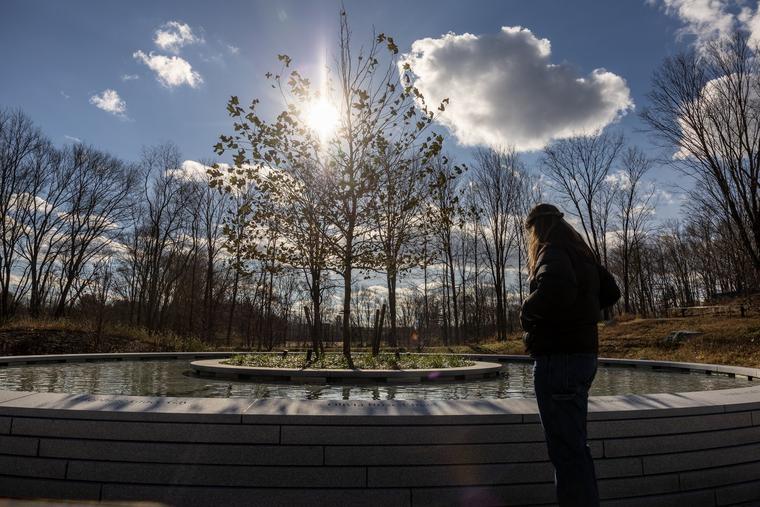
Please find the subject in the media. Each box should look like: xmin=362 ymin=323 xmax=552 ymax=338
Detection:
xmin=0 ymin=0 xmax=736 ymax=217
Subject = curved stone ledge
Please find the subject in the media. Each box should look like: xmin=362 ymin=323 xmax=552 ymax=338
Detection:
xmin=190 ymin=358 xmax=503 ymax=382
xmin=0 ymin=352 xmax=758 ymax=506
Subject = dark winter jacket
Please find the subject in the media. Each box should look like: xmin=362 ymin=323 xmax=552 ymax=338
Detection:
xmin=520 ymin=244 xmax=620 ymax=356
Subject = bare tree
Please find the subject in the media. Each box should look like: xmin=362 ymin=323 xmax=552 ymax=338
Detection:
xmin=0 ymin=109 xmax=42 ymax=319
xmin=132 ymin=143 xmax=191 ymax=328
xmin=373 ymin=153 xmax=428 ymax=348
xmin=426 ymin=155 xmax=463 ymax=344
xmin=472 ymin=148 xmax=521 ymax=341
xmin=18 ymin=142 xmax=71 ymax=316
xmin=613 ymin=147 xmax=657 ymax=313
xmin=53 ymin=144 xmax=135 ymax=317
xmin=642 ymin=32 xmax=760 ymax=284
xmin=542 ymin=131 xmax=624 ymax=265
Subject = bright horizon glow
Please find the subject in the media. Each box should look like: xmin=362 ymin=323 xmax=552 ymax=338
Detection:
xmin=305 ymin=97 xmax=339 ymax=142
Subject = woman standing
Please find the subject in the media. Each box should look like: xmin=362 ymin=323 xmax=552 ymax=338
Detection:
xmin=520 ymin=203 xmax=620 ymax=507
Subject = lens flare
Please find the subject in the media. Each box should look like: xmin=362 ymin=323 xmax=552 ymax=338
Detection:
xmin=305 ymin=98 xmax=339 ymax=142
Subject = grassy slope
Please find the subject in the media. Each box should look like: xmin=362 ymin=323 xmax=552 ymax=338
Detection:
xmin=0 ymin=318 xmax=208 ymax=355
xmin=442 ymin=315 xmax=760 ymax=368
xmin=1 ymin=315 xmax=760 ymax=367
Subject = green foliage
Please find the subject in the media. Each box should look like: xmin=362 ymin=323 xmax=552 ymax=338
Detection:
xmin=223 ymin=352 xmax=474 ymax=370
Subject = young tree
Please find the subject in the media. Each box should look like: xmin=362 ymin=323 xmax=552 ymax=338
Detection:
xmin=213 ymin=10 xmax=447 ymax=363
xmin=425 ymin=154 xmax=464 ymax=344
xmin=372 ymin=153 xmax=428 ymax=348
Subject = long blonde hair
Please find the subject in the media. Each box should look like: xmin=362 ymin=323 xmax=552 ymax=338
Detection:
xmin=526 ymin=205 xmax=596 ymax=276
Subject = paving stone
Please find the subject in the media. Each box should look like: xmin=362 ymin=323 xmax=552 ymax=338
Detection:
xmin=68 ymin=460 xmax=365 ymax=487
xmin=12 ymin=417 xmax=279 ymax=443
xmin=0 ymin=392 xmax=251 ymax=423
xmin=244 ymin=398 xmax=530 ymax=425
xmin=680 ymin=460 xmax=760 ymax=490
xmin=598 ymin=473 xmax=679 ymax=499
xmin=589 ymin=412 xmax=752 ymax=439
xmin=603 ymin=425 xmax=760 ymax=457
xmin=368 ymin=462 xmax=554 ymax=487
xmin=0 ymin=455 xmax=66 ymax=479
xmin=0 ymin=391 xmax=35 ymax=404
xmin=0 ymin=475 xmax=101 ymax=501
xmin=715 ymin=480 xmax=760 ymax=506
xmin=102 ymin=484 xmax=411 ymax=507
xmin=326 ymin=442 xmax=550 ymax=465
xmin=600 ymin=489 xmax=715 ymax=506
xmin=595 ymin=457 xmax=643 ymax=479
xmin=282 ymin=423 xmax=545 ymax=445
xmin=0 ymin=435 xmax=38 ymax=455
xmin=39 ymin=439 xmax=323 ymax=465
xmin=410 ymin=483 xmax=557 ymax=507
xmin=0 ymin=417 xmax=10 ymax=434
xmin=643 ymin=441 xmax=760 ymax=474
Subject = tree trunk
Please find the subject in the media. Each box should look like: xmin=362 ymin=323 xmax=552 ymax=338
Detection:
xmin=309 ymin=271 xmax=322 ymax=356
xmin=342 ymin=266 xmax=353 ymax=366
xmin=386 ymin=270 xmax=398 ymax=348
xmin=226 ymin=268 xmax=239 ymax=347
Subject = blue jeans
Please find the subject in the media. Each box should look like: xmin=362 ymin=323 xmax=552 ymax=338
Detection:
xmin=533 ymin=353 xmax=599 ymax=507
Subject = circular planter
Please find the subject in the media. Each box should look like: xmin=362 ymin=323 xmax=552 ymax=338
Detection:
xmin=190 ymin=358 xmax=503 ymax=382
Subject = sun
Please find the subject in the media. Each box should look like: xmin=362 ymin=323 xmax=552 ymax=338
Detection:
xmin=305 ymin=98 xmax=339 ymax=142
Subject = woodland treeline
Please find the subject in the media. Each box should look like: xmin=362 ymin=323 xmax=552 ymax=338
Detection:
xmin=1 ymin=24 xmax=759 ymax=354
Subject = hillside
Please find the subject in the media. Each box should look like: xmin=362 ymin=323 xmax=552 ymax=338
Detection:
xmin=457 ymin=314 xmax=760 ymax=368
xmin=1 ymin=315 xmax=760 ymax=368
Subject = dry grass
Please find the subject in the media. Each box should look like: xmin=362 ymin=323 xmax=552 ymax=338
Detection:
xmin=434 ymin=315 xmax=760 ymax=368
xmin=596 ymin=315 xmax=760 ymax=366
xmin=0 ymin=317 xmax=208 ymax=355
xmin=2 ymin=314 xmax=760 ymax=368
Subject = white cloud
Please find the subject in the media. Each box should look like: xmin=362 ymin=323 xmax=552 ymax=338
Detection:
xmin=174 ymin=160 xmax=213 ymax=181
xmin=89 ymin=89 xmax=127 ymax=117
xmin=121 ymin=74 xmax=139 ymax=81
xmin=651 ymin=0 xmax=760 ymax=48
xmin=153 ymin=21 xmax=203 ymax=53
xmin=226 ymin=44 xmax=240 ymax=55
xmin=400 ymin=26 xmax=633 ymax=152
xmin=64 ymin=135 xmax=82 ymax=143
xmin=675 ymin=74 xmax=760 ymax=159
xmin=133 ymin=50 xmax=203 ymax=88
xmin=605 ymin=170 xmax=632 ymax=191
xmin=60 ymin=90 xmax=70 ymax=99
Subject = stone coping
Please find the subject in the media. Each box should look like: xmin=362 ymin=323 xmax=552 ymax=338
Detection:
xmin=190 ymin=358 xmax=503 ymax=381
xmin=0 ymin=352 xmax=757 ymax=423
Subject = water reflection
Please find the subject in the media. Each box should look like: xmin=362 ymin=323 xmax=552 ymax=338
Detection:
xmin=0 ymin=359 xmax=751 ymax=400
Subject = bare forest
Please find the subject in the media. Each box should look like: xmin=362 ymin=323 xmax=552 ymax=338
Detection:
xmin=1 ymin=28 xmax=759 ymax=357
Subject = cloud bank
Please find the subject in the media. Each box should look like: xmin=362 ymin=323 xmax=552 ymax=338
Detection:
xmin=154 ymin=21 xmax=203 ymax=53
xmin=133 ymin=51 xmax=203 ymax=88
xmin=651 ymin=0 xmax=760 ymax=48
xmin=400 ymin=26 xmax=633 ymax=151
xmin=89 ymin=89 xmax=127 ymax=117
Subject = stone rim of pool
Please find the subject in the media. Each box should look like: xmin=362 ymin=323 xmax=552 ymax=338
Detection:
xmin=0 ymin=351 xmax=757 ymax=418
xmin=2 ymin=352 xmax=760 ymax=506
